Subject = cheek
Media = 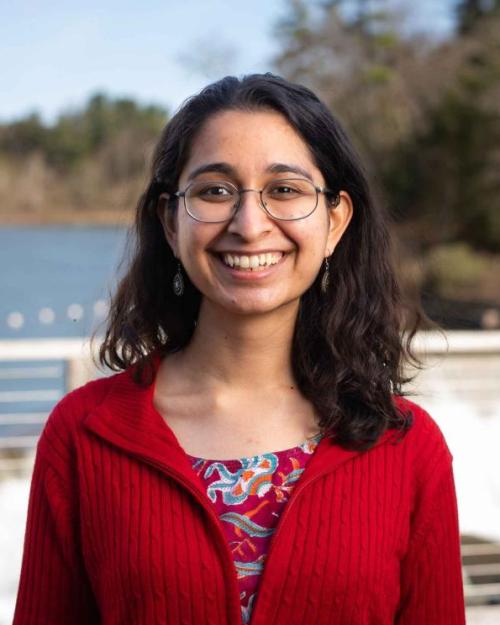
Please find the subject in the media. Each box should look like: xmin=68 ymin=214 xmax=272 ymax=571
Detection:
xmin=176 ymin=217 xmax=207 ymax=254
xmin=287 ymin=218 xmax=329 ymax=260
xmin=176 ymin=220 xmax=221 ymax=278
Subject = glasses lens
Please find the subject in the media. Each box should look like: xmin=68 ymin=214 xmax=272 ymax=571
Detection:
xmin=262 ymin=178 xmax=318 ymax=220
xmin=185 ymin=181 xmax=237 ymax=222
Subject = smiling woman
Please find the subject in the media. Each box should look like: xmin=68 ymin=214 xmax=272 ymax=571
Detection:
xmin=156 ymin=108 xmax=351 ymax=318
xmin=13 ymin=74 xmax=466 ymax=625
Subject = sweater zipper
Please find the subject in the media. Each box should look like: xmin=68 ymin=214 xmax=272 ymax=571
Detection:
xmin=248 ymin=468 xmax=332 ymax=625
xmin=138 ymin=454 xmax=333 ymax=625
xmin=136 ymin=456 xmax=244 ymax=625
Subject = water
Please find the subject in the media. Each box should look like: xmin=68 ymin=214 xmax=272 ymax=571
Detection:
xmin=0 ymin=226 xmax=128 ymax=339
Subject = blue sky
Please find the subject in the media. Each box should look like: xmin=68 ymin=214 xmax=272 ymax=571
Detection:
xmin=0 ymin=0 xmax=456 ymax=123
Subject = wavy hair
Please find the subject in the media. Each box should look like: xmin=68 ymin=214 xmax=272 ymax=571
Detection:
xmin=98 ymin=73 xmax=424 ymax=451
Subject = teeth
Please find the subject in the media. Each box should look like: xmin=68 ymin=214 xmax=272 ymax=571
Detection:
xmin=221 ymin=252 xmax=283 ymax=270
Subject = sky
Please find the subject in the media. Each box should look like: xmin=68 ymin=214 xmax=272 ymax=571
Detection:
xmin=0 ymin=0 xmax=457 ymax=123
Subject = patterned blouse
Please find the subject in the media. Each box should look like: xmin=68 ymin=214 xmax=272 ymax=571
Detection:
xmin=187 ymin=431 xmax=324 ymax=625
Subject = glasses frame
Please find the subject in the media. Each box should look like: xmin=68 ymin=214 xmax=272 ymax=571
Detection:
xmin=173 ymin=178 xmax=340 ymax=223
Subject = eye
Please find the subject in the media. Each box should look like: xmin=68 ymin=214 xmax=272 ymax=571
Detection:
xmin=190 ymin=182 xmax=235 ymax=202
xmin=266 ymin=180 xmax=307 ymax=200
xmin=270 ymin=184 xmax=299 ymax=194
xmin=277 ymin=185 xmax=295 ymax=194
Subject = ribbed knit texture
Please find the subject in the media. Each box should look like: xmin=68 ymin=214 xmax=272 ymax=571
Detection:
xmin=12 ymin=364 xmax=466 ymax=625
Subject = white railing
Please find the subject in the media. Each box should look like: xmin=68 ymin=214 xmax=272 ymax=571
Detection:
xmin=1 ymin=330 xmax=498 ymax=376
xmin=0 ymin=338 xmax=103 ymax=455
xmin=0 ymin=331 xmax=499 ymax=452
xmin=0 ymin=338 xmax=102 ymax=388
xmin=411 ymin=330 xmax=500 ymax=353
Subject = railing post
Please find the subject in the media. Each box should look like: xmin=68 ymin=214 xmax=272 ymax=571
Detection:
xmin=66 ymin=355 xmax=96 ymax=391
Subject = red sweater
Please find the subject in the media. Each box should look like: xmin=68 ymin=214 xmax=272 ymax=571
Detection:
xmin=13 ymin=361 xmax=466 ymax=625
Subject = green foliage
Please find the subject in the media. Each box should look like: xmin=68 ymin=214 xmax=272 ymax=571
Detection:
xmin=424 ymin=243 xmax=489 ymax=296
xmin=363 ymin=64 xmax=393 ymax=83
xmin=0 ymin=93 xmax=168 ymax=171
xmin=456 ymin=0 xmax=500 ymax=34
xmin=0 ymin=93 xmax=169 ymax=224
xmin=275 ymin=0 xmax=500 ymax=252
xmin=0 ymin=113 xmax=47 ymax=155
xmin=384 ymin=16 xmax=500 ymax=250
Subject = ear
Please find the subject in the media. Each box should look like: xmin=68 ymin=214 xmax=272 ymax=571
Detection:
xmin=325 ymin=191 xmax=353 ymax=256
xmin=157 ymin=193 xmax=179 ymax=258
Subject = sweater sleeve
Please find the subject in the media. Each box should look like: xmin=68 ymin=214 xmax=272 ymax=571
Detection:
xmin=395 ymin=455 xmax=466 ymax=625
xmin=12 ymin=430 xmax=100 ymax=624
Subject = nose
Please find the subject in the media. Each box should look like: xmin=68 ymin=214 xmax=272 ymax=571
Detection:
xmin=226 ymin=189 xmax=273 ymax=239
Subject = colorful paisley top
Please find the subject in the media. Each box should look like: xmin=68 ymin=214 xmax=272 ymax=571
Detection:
xmin=187 ymin=431 xmax=324 ymax=625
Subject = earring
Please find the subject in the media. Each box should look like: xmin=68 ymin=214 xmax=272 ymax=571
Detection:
xmin=173 ymin=261 xmax=184 ymax=296
xmin=320 ymin=256 xmax=330 ymax=294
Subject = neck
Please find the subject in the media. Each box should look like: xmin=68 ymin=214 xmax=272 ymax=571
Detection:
xmin=174 ymin=298 xmax=300 ymax=392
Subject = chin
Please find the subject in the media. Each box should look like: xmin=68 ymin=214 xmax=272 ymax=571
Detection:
xmin=214 ymin=292 xmax=299 ymax=317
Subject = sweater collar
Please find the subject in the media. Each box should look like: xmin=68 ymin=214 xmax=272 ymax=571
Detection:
xmin=82 ymin=354 xmax=396 ymax=494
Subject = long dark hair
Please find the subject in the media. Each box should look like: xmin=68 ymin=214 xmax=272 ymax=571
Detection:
xmin=98 ymin=73 xmax=423 ymax=451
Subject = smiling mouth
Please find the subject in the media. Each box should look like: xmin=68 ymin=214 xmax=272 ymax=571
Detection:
xmin=217 ymin=251 xmax=285 ymax=271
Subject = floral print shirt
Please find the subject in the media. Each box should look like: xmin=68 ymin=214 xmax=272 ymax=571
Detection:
xmin=187 ymin=431 xmax=324 ymax=625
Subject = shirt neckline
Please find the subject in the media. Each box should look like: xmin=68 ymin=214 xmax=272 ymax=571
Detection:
xmin=186 ymin=431 xmax=324 ymax=465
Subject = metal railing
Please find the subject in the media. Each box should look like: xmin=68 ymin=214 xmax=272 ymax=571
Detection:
xmin=462 ymin=542 xmax=500 ymax=606
xmin=0 ymin=330 xmax=499 ymax=450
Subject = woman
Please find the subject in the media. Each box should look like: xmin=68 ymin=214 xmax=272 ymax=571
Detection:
xmin=13 ymin=74 xmax=466 ymax=625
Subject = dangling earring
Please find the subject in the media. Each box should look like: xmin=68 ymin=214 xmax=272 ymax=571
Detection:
xmin=173 ymin=260 xmax=184 ymax=296
xmin=320 ymin=256 xmax=330 ymax=294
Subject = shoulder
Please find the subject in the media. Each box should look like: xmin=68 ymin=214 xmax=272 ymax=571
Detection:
xmin=391 ymin=394 xmax=454 ymax=489
xmin=391 ymin=397 xmax=462 ymax=550
xmin=394 ymin=396 xmax=453 ymax=502
xmin=54 ymin=370 xmax=124 ymax=419
xmin=37 ymin=369 xmax=130 ymax=460
xmin=394 ymin=395 xmax=450 ymax=448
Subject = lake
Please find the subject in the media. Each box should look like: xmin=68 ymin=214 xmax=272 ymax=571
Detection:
xmin=0 ymin=226 xmax=128 ymax=339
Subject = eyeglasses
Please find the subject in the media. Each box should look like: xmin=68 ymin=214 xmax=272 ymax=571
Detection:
xmin=173 ymin=178 xmax=340 ymax=223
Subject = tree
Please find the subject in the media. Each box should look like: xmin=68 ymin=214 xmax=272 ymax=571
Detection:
xmin=0 ymin=93 xmax=168 ymax=171
xmin=0 ymin=94 xmax=169 ymax=221
xmin=456 ymin=0 xmax=500 ymax=34
xmin=385 ymin=7 xmax=500 ymax=250
xmin=274 ymin=0 xmax=500 ymax=251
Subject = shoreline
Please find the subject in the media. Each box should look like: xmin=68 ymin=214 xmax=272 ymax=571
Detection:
xmin=0 ymin=211 xmax=133 ymax=226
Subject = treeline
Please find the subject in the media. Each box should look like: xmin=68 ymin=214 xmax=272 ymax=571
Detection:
xmin=0 ymin=95 xmax=167 ymax=223
xmin=274 ymin=0 xmax=500 ymax=310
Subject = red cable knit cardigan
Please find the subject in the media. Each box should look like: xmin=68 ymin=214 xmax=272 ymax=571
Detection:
xmin=13 ymin=362 xmax=466 ymax=625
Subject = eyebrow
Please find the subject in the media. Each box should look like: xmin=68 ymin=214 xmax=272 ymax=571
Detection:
xmin=186 ymin=162 xmax=314 ymax=183
xmin=267 ymin=163 xmax=313 ymax=181
xmin=186 ymin=162 xmax=236 ymax=182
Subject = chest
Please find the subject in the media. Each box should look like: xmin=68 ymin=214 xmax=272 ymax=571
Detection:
xmin=78 ymin=441 xmax=411 ymax=625
xmin=153 ymin=391 xmax=321 ymax=460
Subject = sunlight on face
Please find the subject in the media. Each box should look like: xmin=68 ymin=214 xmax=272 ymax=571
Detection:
xmin=162 ymin=109 xmax=352 ymax=317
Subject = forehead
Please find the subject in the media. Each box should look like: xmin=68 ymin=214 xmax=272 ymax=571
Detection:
xmin=180 ymin=109 xmax=320 ymax=181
